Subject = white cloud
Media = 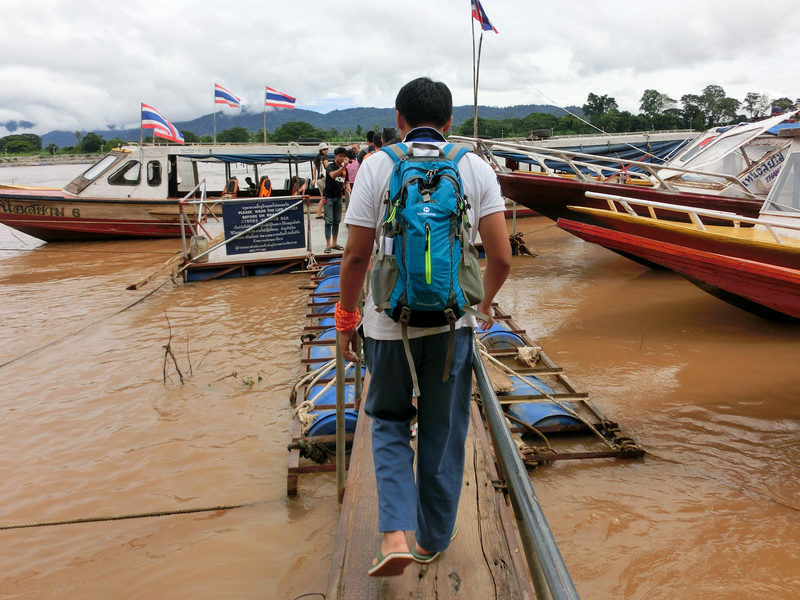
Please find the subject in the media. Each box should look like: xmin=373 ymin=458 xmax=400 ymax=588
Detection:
xmin=0 ymin=0 xmax=798 ymax=136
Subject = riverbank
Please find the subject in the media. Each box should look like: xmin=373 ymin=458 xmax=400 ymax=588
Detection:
xmin=0 ymin=153 xmax=99 ymax=168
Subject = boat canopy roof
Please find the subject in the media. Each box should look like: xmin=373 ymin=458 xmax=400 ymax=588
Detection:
xmin=176 ymin=152 xmax=317 ymax=164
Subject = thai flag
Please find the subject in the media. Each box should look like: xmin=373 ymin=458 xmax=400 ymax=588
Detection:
xmin=215 ymin=84 xmax=242 ymax=108
xmin=141 ymin=103 xmax=185 ymax=144
xmin=471 ymin=0 xmax=498 ymax=33
xmin=265 ymin=87 xmax=296 ymax=109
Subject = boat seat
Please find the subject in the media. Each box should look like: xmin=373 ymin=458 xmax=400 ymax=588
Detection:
xmin=221 ymin=178 xmax=239 ymax=199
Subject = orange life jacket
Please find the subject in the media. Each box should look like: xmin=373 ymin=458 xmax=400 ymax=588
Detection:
xmin=258 ymin=176 xmax=272 ymax=197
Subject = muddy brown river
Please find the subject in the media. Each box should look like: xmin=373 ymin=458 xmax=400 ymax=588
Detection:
xmin=0 ymin=164 xmax=798 ymax=599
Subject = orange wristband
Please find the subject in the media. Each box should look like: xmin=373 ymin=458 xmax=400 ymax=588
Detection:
xmin=334 ymin=302 xmax=360 ymax=332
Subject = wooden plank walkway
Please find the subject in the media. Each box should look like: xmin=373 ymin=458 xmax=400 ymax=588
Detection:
xmin=326 ymin=401 xmax=534 ymax=600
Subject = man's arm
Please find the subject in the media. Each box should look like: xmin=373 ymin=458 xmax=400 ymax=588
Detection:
xmin=337 ymin=224 xmax=375 ymax=362
xmin=476 ymin=211 xmax=512 ymax=330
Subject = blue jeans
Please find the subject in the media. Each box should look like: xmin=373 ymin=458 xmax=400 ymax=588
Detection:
xmin=363 ymin=328 xmax=474 ymax=552
xmin=323 ymin=196 xmax=342 ymax=241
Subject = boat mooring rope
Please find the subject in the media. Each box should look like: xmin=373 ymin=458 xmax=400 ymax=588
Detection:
xmin=0 ymin=277 xmax=172 ymax=371
xmin=0 ymin=502 xmax=250 ymax=531
xmin=292 ymin=358 xmax=355 ymax=434
xmin=476 ymin=340 xmax=622 ymax=450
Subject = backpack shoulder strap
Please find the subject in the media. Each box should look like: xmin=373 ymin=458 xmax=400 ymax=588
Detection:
xmin=444 ymin=143 xmax=471 ymax=163
xmin=380 ymin=142 xmax=408 ymax=163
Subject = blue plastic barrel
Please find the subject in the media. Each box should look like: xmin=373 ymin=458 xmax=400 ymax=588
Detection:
xmin=312 ymin=276 xmax=340 ymax=312
xmin=324 ymin=364 xmax=367 ymax=379
xmin=309 ymin=328 xmax=336 ymax=360
xmin=306 ymin=408 xmax=359 ymax=449
xmin=478 ymin=330 xmax=527 ymax=349
xmin=317 ymin=264 xmax=341 ymax=279
xmin=500 ymin=375 xmax=555 ymax=396
xmin=306 ymin=383 xmax=356 ymax=405
xmin=507 ymin=402 xmax=580 ymax=428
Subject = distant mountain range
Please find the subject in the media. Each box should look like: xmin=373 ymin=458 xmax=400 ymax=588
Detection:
xmin=40 ymin=103 xmax=581 ymax=148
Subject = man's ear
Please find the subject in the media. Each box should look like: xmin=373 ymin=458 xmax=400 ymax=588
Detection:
xmin=441 ymin=116 xmax=453 ymax=133
xmin=396 ymin=110 xmax=405 ymax=131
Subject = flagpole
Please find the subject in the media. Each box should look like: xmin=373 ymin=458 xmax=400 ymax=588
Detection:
xmin=475 ymin=31 xmax=484 ymax=137
xmin=213 ymin=87 xmax=217 ymax=144
xmin=472 ymin=14 xmax=478 ymax=138
xmin=263 ymin=86 xmax=267 ymax=144
xmin=140 ymin=103 xmax=143 ymax=147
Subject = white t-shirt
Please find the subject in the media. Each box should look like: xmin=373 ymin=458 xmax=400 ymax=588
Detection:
xmin=344 ymin=139 xmax=505 ymax=340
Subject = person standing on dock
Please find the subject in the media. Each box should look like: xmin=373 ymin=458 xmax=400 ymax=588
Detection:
xmin=323 ymin=146 xmax=349 ymax=253
xmin=313 ymin=143 xmax=329 ymax=218
xmin=336 ymin=77 xmax=512 ymax=577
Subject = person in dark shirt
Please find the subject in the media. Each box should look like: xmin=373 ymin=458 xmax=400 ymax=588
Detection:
xmin=322 ymin=146 xmax=349 ymax=252
xmin=357 ymin=130 xmax=375 ymax=164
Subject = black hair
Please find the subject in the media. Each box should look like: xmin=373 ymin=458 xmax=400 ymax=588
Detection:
xmin=381 ymin=127 xmax=400 ymax=145
xmin=373 ymin=136 xmax=383 ymax=149
xmin=366 ymin=130 xmax=375 ymax=143
xmin=347 ymin=149 xmax=357 ymax=160
xmin=395 ymin=77 xmax=452 ymax=129
xmin=334 ymin=146 xmax=348 ymax=156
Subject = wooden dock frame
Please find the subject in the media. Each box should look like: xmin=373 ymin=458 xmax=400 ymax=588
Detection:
xmin=289 ymin=296 xmax=644 ymax=496
xmin=287 ymin=279 xmax=346 ymax=498
xmin=325 ymin=399 xmax=535 ymax=599
xmin=484 ymin=304 xmax=645 ymax=465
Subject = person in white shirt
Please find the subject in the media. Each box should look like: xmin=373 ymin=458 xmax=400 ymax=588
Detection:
xmin=335 ymin=77 xmax=511 ymax=577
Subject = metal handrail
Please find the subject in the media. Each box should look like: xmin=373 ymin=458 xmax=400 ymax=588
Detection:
xmin=584 ymin=191 xmax=800 ymax=245
xmin=472 ymin=340 xmax=580 ymax=600
xmin=452 ymin=136 xmax=759 ymax=199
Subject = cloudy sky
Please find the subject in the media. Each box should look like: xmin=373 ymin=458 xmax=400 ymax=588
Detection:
xmin=1 ymin=0 xmax=798 ymax=136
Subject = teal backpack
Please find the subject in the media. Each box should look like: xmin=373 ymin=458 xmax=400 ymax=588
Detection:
xmin=371 ymin=142 xmax=486 ymax=396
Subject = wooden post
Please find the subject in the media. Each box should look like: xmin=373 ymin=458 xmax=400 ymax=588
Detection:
xmin=335 ymin=331 xmax=346 ymax=503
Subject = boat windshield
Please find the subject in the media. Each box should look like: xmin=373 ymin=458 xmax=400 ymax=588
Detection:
xmin=680 ymin=130 xmax=755 ymax=171
xmin=762 ymin=152 xmax=800 ymax=214
xmin=81 ymin=155 xmax=118 ymax=181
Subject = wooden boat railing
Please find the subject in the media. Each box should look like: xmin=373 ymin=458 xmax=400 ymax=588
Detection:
xmin=584 ymin=190 xmax=800 ymax=245
xmin=451 ymin=136 xmax=761 ymax=199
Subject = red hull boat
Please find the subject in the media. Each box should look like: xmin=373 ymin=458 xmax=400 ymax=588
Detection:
xmin=558 ymin=218 xmax=800 ymax=320
xmin=0 ymin=145 xmax=317 ymax=242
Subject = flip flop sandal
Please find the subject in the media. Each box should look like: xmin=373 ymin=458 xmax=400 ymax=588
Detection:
xmin=324 ymin=247 xmax=332 ymax=254
xmin=411 ymin=522 xmax=459 ymax=564
xmin=368 ymin=550 xmax=415 ymax=577
xmin=333 ymin=245 xmax=344 ymax=250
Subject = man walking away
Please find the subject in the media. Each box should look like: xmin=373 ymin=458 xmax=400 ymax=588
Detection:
xmin=336 ymin=77 xmax=512 ymax=577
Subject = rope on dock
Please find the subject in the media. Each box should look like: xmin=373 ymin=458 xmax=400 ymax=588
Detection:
xmin=0 ymin=503 xmax=250 ymax=531
xmin=292 ymin=360 xmax=355 ymax=434
xmin=476 ymin=340 xmax=626 ymax=451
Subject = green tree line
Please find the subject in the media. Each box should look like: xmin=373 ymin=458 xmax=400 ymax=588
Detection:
xmin=457 ymin=86 xmax=799 ymax=138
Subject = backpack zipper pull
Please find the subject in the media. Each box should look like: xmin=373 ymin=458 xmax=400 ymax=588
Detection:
xmin=424 ymin=222 xmax=432 ymax=284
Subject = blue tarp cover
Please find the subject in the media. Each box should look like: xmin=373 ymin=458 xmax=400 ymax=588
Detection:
xmin=766 ymin=122 xmax=800 ymax=136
